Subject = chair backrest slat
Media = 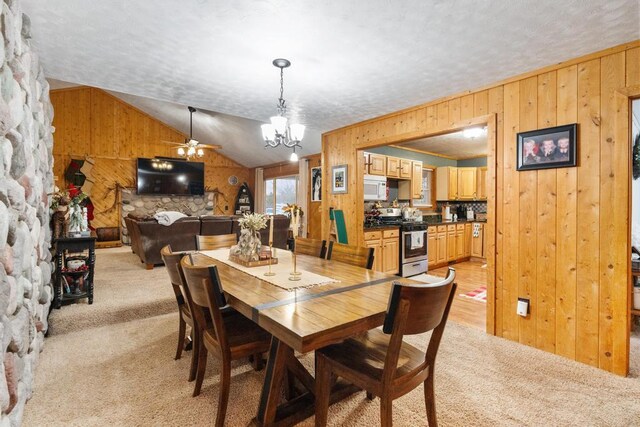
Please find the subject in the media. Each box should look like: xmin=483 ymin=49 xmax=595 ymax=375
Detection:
xmin=326 ymin=241 xmax=374 ymax=269
xmin=196 ymin=234 xmax=238 ymax=251
xmin=180 ymin=256 xmax=229 ymax=348
xmin=294 ymin=237 xmax=327 ymax=258
xmin=383 ymin=268 xmax=456 ymax=336
xmin=160 ymin=245 xmax=192 ymax=312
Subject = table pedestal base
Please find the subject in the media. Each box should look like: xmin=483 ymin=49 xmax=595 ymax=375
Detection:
xmin=255 ymin=337 xmax=360 ymax=427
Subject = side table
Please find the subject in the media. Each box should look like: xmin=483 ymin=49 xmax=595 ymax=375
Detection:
xmin=53 ymin=236 xmax=96 ymax=309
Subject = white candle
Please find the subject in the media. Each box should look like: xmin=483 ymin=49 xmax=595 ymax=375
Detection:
xmin=269 ymin=214 xmax=274 ymax=246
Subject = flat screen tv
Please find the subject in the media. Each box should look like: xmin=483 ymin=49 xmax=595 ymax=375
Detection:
xmin=136 ymin=158 xmax=205 ymax=195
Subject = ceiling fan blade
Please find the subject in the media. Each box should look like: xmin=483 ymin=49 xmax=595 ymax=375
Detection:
xmin=198 ymin=144 xmax=222 ymax=150
xmin=160 ymin=140 xmax=186 ymax=146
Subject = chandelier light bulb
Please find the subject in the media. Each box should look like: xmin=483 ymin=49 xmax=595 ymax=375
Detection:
xmin=290 ymin=151 xmax=299 ymax=162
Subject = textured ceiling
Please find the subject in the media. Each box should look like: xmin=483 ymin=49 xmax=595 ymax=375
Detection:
xmin=25 ymin=0 xmax=639 ymax=165
xmin=397 ymin=130 xmax=488 ymax=159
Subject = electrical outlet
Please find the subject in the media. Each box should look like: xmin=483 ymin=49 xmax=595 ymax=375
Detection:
xmin=517 ymin=298 xmax=529 ymax=317
xmin=224 ymin=205 xmax=228 ymax=210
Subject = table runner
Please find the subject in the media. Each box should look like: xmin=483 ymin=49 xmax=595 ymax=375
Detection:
xmin=199 ymin=248 xmax=340 ymax=291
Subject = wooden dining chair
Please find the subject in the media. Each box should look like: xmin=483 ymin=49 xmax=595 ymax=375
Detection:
xmin=180 ymin=256 xmax=272 ymax=426
xmin=160 ymin=245 xmax=199 ymax=382
xmin=294 ymin=237 xmax=327 ymax=258
xmin=196 ymin=233 xmax=238 ymax=250
xmin=326 ymin=241 xmax=374 ymax=269
xmin=315 ymin=268 xmax=457 ymax=427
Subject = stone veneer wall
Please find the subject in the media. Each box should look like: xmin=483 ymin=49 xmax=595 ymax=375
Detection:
xmin=0 ymin=2 xmax=55 ymax=425
xmin=120 ymin=188 xmax=215 ymax=244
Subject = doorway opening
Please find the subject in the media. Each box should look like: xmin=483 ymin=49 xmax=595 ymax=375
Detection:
xmin=630 ymin=98 xmax=640 ymax=375
xmin=359 ymin=121 xmax=494 ymax=332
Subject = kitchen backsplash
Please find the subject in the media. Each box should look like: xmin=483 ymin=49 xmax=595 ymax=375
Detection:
xmin=436 ymin=201 xmax=487 ymax=214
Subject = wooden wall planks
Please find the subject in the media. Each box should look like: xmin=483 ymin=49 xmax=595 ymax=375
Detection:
xmin=321 ymin=41 xmax=640 ymax=375
xmin=51 ymin=87 xmax=252 ymax=229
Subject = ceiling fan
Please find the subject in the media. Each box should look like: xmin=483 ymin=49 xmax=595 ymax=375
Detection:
xmin=162 ymin=106 xmax=221 ymax=160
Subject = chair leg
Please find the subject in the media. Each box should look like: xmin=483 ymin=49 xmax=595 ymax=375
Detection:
xmin=215 ymin=359 xmax=232 ymax=427
xmin=188 ymin=328 xmax=200 ymax=382
xmin=366 ymin=391 xmax=374 ymax=400
xmin=193 ymin=340 xmax=208 ymax=397
xmin=314 ymin=355 xmax=332 ymax=427
xmin=424 ymin=374 xmax=438 ymax=427
xmin=252 ymin=352 xmax=264 ymax=371
xmin=175 ymin=317 xmax=186 ymax=360
xmin=380 ymin=397 xmax=393 ymax=427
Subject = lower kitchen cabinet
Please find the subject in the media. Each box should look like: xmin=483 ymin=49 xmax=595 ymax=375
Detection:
xmin=428 ymin=222 xmax=483 ymax=269
xmin=364 ymin=228 xmax=399 ymax=274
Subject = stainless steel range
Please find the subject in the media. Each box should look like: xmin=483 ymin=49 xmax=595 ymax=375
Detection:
xmin=373 ymin=208 xmax=428 ymax=277
xmin=399 ymin=221 xmax=428 ymax=277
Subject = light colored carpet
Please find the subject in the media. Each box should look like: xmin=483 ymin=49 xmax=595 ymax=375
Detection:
xmin=23 ymin=247 xmax=640 ymax=426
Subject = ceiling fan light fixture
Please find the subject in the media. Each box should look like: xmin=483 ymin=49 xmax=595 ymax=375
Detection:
xmin=197 ymin=148 xmax=204 ymax=157
xmin=177 ymin=147 xmax=186 ymax=156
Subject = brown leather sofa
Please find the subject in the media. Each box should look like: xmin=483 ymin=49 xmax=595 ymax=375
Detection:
xmin=126 ymin=214 xmax=290 ymax=269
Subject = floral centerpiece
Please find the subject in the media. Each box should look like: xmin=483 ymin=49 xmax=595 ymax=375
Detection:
xmin=230 ymin=213 xmax=267 ymax=262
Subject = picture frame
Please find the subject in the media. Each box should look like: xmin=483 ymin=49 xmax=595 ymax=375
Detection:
xmin=331 ymin=164 xmax=348 ymax=194
xmin=311 ymin=166 xmax=322 ymax=201
xmin=516 ymin=123 xmax=577 ymax=171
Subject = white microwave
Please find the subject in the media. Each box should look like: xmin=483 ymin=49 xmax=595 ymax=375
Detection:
xmin=364 ymin=174 xmax=387 ymax=201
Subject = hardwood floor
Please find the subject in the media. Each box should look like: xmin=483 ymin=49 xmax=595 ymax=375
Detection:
xmin=429 ymin=260 xmax=487 ymax=330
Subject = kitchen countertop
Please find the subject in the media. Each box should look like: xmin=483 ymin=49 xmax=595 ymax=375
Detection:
xmin=425 ymin=219 xmax=487 ymax=226
xmin=363 ymin=224 xmax=400 ymax=231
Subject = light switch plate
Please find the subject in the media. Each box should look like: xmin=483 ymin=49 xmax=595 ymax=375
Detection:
xmin=517 ymin=298 xmax=529 ymax=317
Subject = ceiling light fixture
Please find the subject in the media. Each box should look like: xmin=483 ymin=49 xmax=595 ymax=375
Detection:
xmin=261 ymin=58 xmax=305 ymax=153
xmin=177 ymin=106 xmax=206 ymax=160
xmin=463 ymin=127 xmax=485 ymax=139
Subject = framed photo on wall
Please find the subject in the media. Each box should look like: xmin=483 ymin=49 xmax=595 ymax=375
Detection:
xmin=311 ymin=166 xmax=322 ymax=201
xmin=516 ymin=123 xmax=577 ymax=171
xmin=331 ymin=165 xmax=348 ymax=194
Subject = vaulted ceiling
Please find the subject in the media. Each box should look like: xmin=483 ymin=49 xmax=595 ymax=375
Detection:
xmin=25 ymin=0 xmax=639 ymax=166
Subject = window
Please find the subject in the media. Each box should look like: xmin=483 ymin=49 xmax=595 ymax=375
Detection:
xmin=413 ymin=168 xmax=434 ymax=207
xmin=264 ymin=176 xmax=298 ymax=215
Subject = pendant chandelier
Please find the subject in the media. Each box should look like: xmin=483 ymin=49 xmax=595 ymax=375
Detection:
xmin=261 ymin=58 xmax=305 ymax=161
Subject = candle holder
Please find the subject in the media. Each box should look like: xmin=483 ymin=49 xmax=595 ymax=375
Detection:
xmin=264 ymin=244 xmax=276 ymax=276
xmin=289 ymin=252 xmax=301 ymax=281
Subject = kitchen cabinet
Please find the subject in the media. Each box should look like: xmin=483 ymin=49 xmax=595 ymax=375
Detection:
xmin=471 ymin=222 xmax=485 ymax=258
xmin=464 ymin=223 xmax=472 ymax=257
xmin=477 ymin=167 xmax=487 ymax=200
xmin=446 ymin=225 xmax=456 ymax=262
xmin=436 ymin=227 xmax=447 ymax=265
xmin=386 ymin=156 xmax=400 ymax=178
xmin=427 ymin=228 xmax=437 ymax=266
xmin=411 ymin=161 xmax=423 ymax=199
xmin=436 ymin=167 xmax=458 ymax=200
xmin=457 ymin=167 xmax=477 ymax=200
xmin=364 ymin=228 xmax=399 ymax=274
xmin=399 ymin=159 xmax=412 ymax=179
xmin=436 ymin=166 xmax=480 ymax=200
xmin=455 ymin=224 xmax=465 ymax=259
xmin=367 ymin=153 xmax=386 ymax=176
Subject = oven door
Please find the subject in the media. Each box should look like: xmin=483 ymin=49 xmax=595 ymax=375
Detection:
xmin=401 ymin=230 xmax=428 ymax=262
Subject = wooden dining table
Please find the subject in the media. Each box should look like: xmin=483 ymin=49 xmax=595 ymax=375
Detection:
xmin=191 ymin=250 xmax=421 ymax=426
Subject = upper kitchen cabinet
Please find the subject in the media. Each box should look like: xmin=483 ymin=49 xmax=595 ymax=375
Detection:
xmin=436 ymin=166 xmax=479 ymax=200
xmin=457 ymin=167 xmax=477 ymax=200
xmin=386 ymin=156 xmax=400 ymax=178
xmin=411 ymin=161 xmax=423 ymax=199
xmin=367 ymin=153 xmax=386 ymax=176
xmin=477 ymin=166 xmax=487 ymax=200
xmin=436 ymin=166 xmax=458 ymax=200
xmin=399 ymin=159 xmax=412 ymax=179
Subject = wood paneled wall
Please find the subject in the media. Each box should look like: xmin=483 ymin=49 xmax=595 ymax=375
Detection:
xmin=51 ymin=87 xmax=252 ymax=228
xmin=321 ymin=41 xmax=640 ymax=375
xmin=306 ymin=154 xmax=322 ymax=240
